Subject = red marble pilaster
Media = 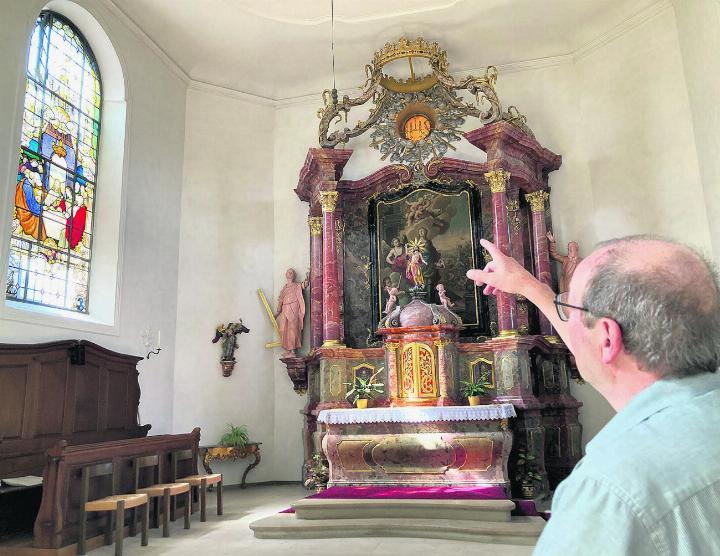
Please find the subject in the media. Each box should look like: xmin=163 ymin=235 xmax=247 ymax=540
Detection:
xmin=485 ymin=170 xmax=518 ymax=336
xmin=506 ymin=188 xmax=529 ymax=334
xmin=335 ymin=210 xmax=345 ymax=345
xmin=385 ymin=342 xmax=400 ymax=405
xmin=525 ymin=191 xmax=554 ymax=336
xmin=308 ymin=215 xmax=324 ymax=349
xmin=320 ymin=189 xmax=342 ymax=346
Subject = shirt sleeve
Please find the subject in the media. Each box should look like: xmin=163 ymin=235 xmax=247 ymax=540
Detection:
xmin=533 ymin=474 xmax=658 ymax=556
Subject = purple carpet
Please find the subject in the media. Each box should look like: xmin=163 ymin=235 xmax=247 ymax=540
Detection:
xmin=280 ymin=485 xmax=550 ymax=520
xmin=281 ymin=485 xmax=506 ymax=513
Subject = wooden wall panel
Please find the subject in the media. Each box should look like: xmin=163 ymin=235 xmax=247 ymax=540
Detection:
xmin=73 ymin=363 xmax=100 ymax=433
xmin=0 ymin=365 xmax=29 ymax=439
xmin=35 ymin=358 xmax=68 ymax=437
xmin=106 ymin=368 xmax=128 ymax=430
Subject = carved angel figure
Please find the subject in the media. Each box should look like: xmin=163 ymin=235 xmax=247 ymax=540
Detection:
xmin=436 ymin=283 xmax=455 ymax=308
xmin=212 ymin=320 xmax=250 ymax=361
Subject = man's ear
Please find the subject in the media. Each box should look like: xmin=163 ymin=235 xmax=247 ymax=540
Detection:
xmin=599 ymin=318 xmax=624 ymax=365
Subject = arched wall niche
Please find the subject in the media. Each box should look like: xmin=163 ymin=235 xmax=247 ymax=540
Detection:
xmin=1 ymin=0 xmax=128 ymax=334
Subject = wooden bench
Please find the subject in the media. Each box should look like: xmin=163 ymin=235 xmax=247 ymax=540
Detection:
xmin=28 ymin=428 xmax=201 ymax=552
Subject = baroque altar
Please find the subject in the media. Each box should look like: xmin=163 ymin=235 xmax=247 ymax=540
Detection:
xmin=281 ymin=38 xmax=582 ymax=498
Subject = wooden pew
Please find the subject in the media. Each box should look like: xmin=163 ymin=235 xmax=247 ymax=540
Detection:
xmin=33 ymin=428 xmax=201 ymax=551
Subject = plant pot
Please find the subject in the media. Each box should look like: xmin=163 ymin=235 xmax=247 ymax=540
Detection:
xmin=468 ymin=395 xmax=481 ymax=406
xmin=356 ymin=398 xmax=369 ymax=409
xmin=520 ymin=483 xmax=535 ymax=499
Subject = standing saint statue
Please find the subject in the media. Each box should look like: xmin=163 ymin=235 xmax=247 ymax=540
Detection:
xmin=275 ymin=268 xmax=309 ymax=357
xmin=547 ymin=232 xmax=583 ymax=293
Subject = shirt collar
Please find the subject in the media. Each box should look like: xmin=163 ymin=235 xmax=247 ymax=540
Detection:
xmin=586 ymin=371 xmax=720 ymax=454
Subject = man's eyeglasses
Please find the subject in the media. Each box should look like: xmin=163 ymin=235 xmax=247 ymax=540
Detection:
xmin=554 ymin=292 xmax=589 ymax=322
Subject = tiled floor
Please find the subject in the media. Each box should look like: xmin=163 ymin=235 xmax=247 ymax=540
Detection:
xmin=87 ymin=484 xmax=536 ymax=555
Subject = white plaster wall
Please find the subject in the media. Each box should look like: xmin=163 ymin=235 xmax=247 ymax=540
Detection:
xmin=672 ymin=0 xmax=720 ymax=263
xmin=173 ymin=86 xmax=277 ymax=484
xmin=0 ymin=0 xmax=187 ymax=434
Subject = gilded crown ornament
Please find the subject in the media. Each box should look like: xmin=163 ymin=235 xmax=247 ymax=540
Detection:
xmin=317 ymin=36 xmax=537 ymax=166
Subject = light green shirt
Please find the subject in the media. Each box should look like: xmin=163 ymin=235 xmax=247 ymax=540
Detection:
xmin=533 ymin=371 xmax=720 ymax=556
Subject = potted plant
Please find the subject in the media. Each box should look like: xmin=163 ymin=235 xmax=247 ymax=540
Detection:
xmin=344 ymin=368 xmax=384 ymax=409
xmin=303 ymin=452 xmax=330 ymax=492
xmin=515 ymin=449 xmax=543 ymax=499
xmin=461 ymin=379 xmax=487 ymax=406
xmin=219 ymin=423 xmax=249 ymax=450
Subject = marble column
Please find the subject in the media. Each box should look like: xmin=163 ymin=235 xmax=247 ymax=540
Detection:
xmin=525 ymin=190 xmax=554 ymax=336
xmin=320 ymin=190 xmax=343 ymax=346
xmin=485 ymin=169 xmax=518 ymax=337
xmin=335 ymin=213 xmax=345 ymax=345
xmin=506 ymin=189 xmax=529 ymax=334
xmin=308 ymin=216 xmax=324 ymax=349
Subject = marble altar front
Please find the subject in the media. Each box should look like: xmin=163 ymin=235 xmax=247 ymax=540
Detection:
xmin=320 ymin=404 xmax=515 ymax=490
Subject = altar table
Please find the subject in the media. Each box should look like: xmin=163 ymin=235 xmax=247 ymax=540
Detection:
xmin=318 ymin=404 xmax=515 ymax=490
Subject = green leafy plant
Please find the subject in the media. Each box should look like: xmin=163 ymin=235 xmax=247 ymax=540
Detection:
xmin=515 ymin=449 xmax=543 ymax=485
xmin=344 ymin=368 xmax=385 ymax=404
xmin=303 ymin=452 xmax=329 ymax=490
xmin=219 ymin=423 xmax=249 ymax=448
xmin=461 ymin=379 xmax=487 ymax=398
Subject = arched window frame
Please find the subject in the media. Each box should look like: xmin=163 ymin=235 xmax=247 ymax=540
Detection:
xmin=7 ymin=10 xmax=102 ymax=314
xmin=0 ymin=1 xmax=127 ymax=335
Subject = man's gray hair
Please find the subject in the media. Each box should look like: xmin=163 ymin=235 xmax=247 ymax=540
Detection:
xmin=582 ymin=235 xmax=720 ymax=379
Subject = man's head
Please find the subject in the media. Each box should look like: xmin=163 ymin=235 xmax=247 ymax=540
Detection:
xmin=566 ymin=235 xmax=720 ymax=393
xmin=285 ymin=268 xmax=296 ymax=281
xmin=418 ymin=227 xmax=427 ymax=239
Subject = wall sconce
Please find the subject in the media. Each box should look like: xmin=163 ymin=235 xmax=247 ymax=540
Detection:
xmin=141 ymin=326 xmax=161 ymax=359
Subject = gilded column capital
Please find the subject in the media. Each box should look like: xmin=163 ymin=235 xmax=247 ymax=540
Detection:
xmin=308 ymin=216 xmax=323 ymax=236
xmin=525 ymin=190 xmax=550 ymax=213
xmin=484 ymin=169 xmax=511 ymax=193
xmin=319 ymin=190 xmax=339 ymax=213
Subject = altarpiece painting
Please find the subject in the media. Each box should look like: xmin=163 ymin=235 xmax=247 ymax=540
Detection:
xmin=369 ymin=183 xmax=488 ymax=334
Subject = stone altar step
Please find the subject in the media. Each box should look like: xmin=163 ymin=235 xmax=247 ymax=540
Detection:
xmin=250 ymin=513 xmax=544 ymax=545
xmin=292 ymin=497 xmax=516 ymax=521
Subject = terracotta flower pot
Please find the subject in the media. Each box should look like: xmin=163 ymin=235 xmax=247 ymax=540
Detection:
xmin=356 ymin=398 xmax=369 ymax=409
xmin=468 ymin=395 xmax=481 ymax=406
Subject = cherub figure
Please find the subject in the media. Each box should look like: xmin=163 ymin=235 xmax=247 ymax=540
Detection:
xmin=212 ymin=320 xmax=250 ymax=361
xmin=384 ymin=286 xmax=404 ymax=314
xmin=436 ymin=283 xmax=455 ymax=308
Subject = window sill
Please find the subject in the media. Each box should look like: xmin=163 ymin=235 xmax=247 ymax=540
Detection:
xmin=1 ymin=300 xmax=119 ymax=336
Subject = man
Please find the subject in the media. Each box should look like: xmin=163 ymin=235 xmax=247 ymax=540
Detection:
xmin=467 ymin=235 xmax=720 ymax=555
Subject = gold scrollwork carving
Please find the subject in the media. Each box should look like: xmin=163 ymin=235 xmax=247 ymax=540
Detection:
xmin=385 ymin=341 xmax=400 ymax=350
xmin=319 ymin=190 xmax=339 ymax=213
xmin=525 ymin=190 xmax=549 ymax=213
xmin=506 ymin=200 xmax=520 ymax=212
xmin=308 ymin=216 xmax=323 ymax=236
xmin=360 ymin=255 xmax=371 ymax=290
xmin=485 ymin=169 xmax=510 ymax=193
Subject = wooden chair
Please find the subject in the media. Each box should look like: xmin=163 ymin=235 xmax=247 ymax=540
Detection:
xmin=171 ymin=449 xmax=222 ymax=522
xmin=78 ymin=462 xmax=149 ymax=556
xmin=133 ymin=455 xmax=191 ymax=537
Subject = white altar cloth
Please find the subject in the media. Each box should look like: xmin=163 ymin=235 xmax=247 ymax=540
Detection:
xmin=317 ymin=403 xmax=516 ymax=425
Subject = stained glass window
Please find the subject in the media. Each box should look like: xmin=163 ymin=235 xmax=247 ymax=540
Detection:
xmin=6 ymin=12 xmax=101 ymax=313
